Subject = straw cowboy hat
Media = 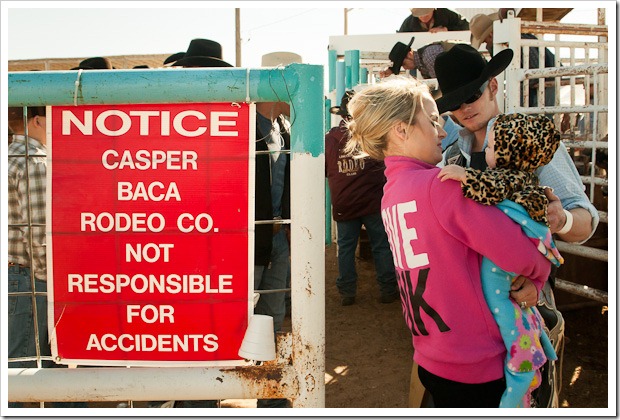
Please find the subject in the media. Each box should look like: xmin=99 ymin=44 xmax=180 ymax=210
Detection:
xmin=261 ymin=51 xmax=302 ymax=67
xmin=434 ymin=44 xmax=513 ymax=114
xmin=469 ymin=13 xmax=499 ymax=49
xmin=329 ymin=90 xmax=355 ymax=117
xmin=410 ymin=8 xmax=434 ymax=17
xmin=71 ymin=56 xmax=114 ymax=70
xmin=388 ymin=36 xmax=415 ymax=75
xmin=172 ymin=39 xmax=232 ymax=67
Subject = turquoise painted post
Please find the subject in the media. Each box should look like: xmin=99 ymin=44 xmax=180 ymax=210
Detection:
xmin=335 ymin=61 xmax=345 ymax=116
xmin=325 ymin=179 xmax=332 ymax=246
xmin=328 ymin=49 xmax=337 ymax=92
xmin=360 ymin=67 xmax=368 ymax=85
xmin=344 ymin=50 xmax=352 ymax=89
xmin=324 ymin=97 xmax=332 ymax=245
xmin=350 ymin=50 xmax=360 ymax=87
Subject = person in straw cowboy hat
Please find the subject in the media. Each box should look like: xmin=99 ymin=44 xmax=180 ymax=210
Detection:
xmin=398 ymin=8 xmax=469 ymax=33
xmin=325 ymin=90 xmax=399 ymax=307
xmin=469 ymin=10 xmax=557 ymax=108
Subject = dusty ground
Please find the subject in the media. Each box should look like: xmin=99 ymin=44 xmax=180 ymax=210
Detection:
xmin=323 ymin=243 xmax=609 ymax=409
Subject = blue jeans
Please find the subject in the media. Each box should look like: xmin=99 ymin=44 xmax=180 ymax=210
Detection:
xmin=8 ymin=266 xmax=87 ymax=408
xmin=254 ymin=229 xmax=290 ymax=333
xmin=336 ymin=213 xmax=398 ymax=298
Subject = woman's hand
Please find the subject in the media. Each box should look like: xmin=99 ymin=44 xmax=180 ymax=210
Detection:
xmin=510 ymin=276 xmax=539 ymax=308
xmin=437 ymin=164 xmax=466 ymax=182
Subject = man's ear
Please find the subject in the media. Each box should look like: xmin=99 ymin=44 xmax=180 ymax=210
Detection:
xmin=33 ymin=115 xmax=45 ymax=128
xmin=488 ymin=77 xmax=499 ymax=96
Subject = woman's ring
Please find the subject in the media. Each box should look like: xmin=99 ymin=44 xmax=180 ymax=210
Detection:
xmin=520 ymin=301 xmax=527 ymax=309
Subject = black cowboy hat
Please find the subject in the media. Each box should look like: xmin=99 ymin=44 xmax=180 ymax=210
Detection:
xmin=388 ymin=36 xmax=415 ymax=75
xmin=434 ymin=44 xmax=513 ymax=114
xmin=163 ymin=52 xmax=185 ymax=65
xmin=172 ymin=39 xmax=233 ymax=68
xmin=71 ymin=56 xmax=114 ymax=70
xmin=329 ymin=90 xmax=355 ymax=117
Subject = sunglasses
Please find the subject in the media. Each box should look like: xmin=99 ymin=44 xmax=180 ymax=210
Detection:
xmin=447 ymin=80 xmax=489 ymax=112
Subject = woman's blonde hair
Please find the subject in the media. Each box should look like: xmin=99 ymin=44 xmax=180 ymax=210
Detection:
xmin=344 ymin=77 xmax=429 ymax=160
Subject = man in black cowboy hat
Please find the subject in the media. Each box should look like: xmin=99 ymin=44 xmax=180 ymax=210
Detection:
xmin=325 ymin=90 xmax=399 ymax=307
xmin=163 ymin=52 xmax=185 ymax=66
xmin=71 ymin=56 xmax=114 ymax=70
xmin=431 ymin=43 xmax=598 ymax=409
xmin=380 ymin=36 xmax=463 ymax=81
xmin=170 ymin=38 xmax=232 ymax=68
xmin=435 ymin=43 xmax=596 ymax=241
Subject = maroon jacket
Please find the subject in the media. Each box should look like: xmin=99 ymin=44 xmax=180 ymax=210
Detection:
xmin=325 ymin=121 xmax=386 ymax=222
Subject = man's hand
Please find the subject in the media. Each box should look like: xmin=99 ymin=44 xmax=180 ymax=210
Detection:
xmin=545 ymin=188 xmax=565 ymax=233
xmin=429 ymin=26 xmax=448 ymax=33
xmin=510 ymin=276 xmax=539 ymax=307
xmin=379 ymin=67 xmax=394 ymax=78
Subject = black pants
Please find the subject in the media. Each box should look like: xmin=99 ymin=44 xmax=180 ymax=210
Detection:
xmin=418 ymin=365 xmax=505 ymax=408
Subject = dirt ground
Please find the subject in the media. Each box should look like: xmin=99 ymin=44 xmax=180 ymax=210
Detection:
xmin=323 ymin=243 xmax=609 ymax=409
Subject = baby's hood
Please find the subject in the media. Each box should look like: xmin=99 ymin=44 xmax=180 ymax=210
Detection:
xmin=493 ymin=113 xmax=560 ymax=172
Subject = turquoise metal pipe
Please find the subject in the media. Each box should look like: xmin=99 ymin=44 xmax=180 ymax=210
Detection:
xmin=9 ymin=67 xmax=297 ymax=107
xmin=8 ymin=64 xmax=324 ymax=157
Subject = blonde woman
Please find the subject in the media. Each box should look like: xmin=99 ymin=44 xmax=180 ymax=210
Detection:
xmin=345 ymin=77 xmax=551 ymax=408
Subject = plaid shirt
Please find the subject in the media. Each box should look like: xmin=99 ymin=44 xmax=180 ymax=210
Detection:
xmin=8 ymin=135 xmax=47 ymax=279
xmin=413 ymin=43 xmax=445 ymax=79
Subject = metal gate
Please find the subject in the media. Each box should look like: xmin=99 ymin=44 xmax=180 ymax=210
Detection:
xmin=7 ymin=64 xmax=326 ymax=407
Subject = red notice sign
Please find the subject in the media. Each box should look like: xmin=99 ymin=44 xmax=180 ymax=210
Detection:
xmin=48 ymin=103 xmax=254 ymax=366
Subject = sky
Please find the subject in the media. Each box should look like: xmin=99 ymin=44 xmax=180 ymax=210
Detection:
xmin=2 ymin=1 xmax=611 ymax=71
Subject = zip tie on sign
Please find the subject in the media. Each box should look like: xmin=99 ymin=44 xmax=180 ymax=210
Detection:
xmin=73 ymin=69 xmax=83 ymax=106
xmin=245 ymin=68 xmax=250 ymax=102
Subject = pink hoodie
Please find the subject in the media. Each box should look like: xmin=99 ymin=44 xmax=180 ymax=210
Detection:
xmin=381 ymin=156 xmax=550 ymax=384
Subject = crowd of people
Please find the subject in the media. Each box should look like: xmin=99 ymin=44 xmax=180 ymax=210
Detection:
xmin=8 ymin=6 xmax=601 ymax=410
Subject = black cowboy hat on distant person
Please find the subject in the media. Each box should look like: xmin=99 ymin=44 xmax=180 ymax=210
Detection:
xmin=172 ymin=39 xmax=233 ymax=68
xmin=434 ymin=44 xmax=513 ymax=114
xmin=71 ymin=56 xmax=114 ymax=70
xmin=329 ymin=90 xmax=355 ymax=117
xmin=163 ymin=52 xmax=185 ymax=65
xmin=388 ymin=36 xmax=415 ymax=75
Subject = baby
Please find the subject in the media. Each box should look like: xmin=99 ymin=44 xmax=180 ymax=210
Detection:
xmin=438 ymin=112 xmax=564 ymax=408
